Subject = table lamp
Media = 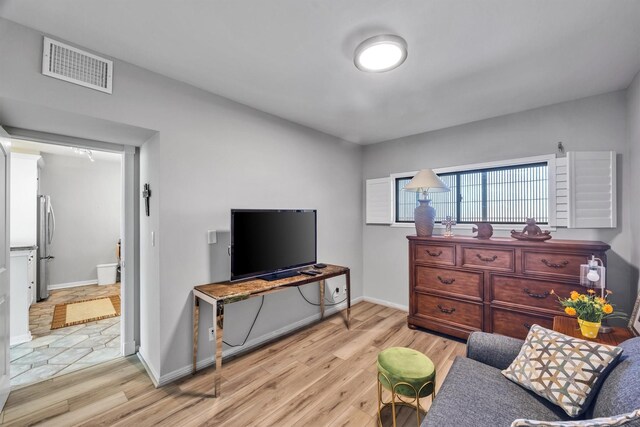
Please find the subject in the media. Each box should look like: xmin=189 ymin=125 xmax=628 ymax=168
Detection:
xmin=580 ymin=255 xmax=611 ymax=333
xmin=403 ymin=169 xmax=450 ymax=237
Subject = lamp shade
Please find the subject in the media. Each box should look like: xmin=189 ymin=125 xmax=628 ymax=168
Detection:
xmin=404 ymin=169 xmax=450 ymax=195
xmin=580 ymin=256 xmax=606 ymax=290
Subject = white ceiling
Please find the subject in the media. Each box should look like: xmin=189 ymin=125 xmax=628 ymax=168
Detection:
xmin=1 ymin=0 xmax=640 ymax=144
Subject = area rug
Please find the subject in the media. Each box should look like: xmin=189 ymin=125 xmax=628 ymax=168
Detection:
xmin=51 ymin=295 xmax=121 ymax=329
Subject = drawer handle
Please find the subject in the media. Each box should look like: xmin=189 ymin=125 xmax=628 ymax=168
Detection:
xmin=541 ymin=259 xmax=569 ymax=269
xmin=437 ymin=304 xmax=456 ymax=314
xmin=437 ymin=276 xmax=456 ymax=285
xmin=523 ymin=288 xmax=549 ymax=299
xmin=426 ymin=250 xmax=442 ymax=257
xmin=476 ymin=254 xmax=498 ymax=262
xmin=523 ymin=323 xmax=532 ymax=330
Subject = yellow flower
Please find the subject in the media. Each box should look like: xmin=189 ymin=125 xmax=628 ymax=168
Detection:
xmin=579 ymin=295 xmax=587 ymax=302
xmin=570 ymin=291 xmax=579 ymax=301
xmin=603 ymin=304 xmax=613 ymax=314
xmin=606 ymin=290 xmax=613 ymax=295
xmin=596 ymin=297 xmax=606 ymax=304
xmin=587 ymin=289 xmax=596 ymax=295
xmin=565 ymin=307 xmax=577 ymax=316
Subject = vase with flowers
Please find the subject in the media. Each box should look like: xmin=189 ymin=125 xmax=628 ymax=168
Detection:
xmin=553 ymin=289 xmax=622 ymax=339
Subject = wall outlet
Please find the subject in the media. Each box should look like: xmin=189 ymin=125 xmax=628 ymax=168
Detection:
xmin=342 ymin=285 xmax=347 ymax=295
xmin=208 ymin=326 xmax=215 ymax=342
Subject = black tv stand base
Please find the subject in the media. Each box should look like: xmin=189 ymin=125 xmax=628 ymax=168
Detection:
xmin=259 ymin=270 xmax=300 ymax=281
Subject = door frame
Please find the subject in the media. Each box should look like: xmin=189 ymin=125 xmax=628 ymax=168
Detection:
xmin=6 ymin=129 xmax=138 ymax=357
xmin=0 ymin=127 xmax=11 ymax=411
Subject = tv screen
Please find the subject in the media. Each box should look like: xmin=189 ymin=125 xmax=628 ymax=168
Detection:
xmin=231 ymin=209 xmax=317 ymax=281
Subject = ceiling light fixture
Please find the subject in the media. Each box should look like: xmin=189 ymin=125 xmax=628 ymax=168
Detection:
xmin=354 ymin=34 xmax=408 ymax=73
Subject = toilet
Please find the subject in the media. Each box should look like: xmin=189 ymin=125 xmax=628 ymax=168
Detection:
xmin=97 ymin=263 xmax=118 ymax=285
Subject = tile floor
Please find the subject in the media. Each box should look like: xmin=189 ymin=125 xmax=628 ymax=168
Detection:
xmin=29 ymin=283 xmax=121 ymax=338
xmin=10 ymin=284 xmax=122 ymax=388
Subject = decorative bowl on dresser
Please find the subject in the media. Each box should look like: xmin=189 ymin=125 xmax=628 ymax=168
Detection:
xmin=407 ymin=235 xmax=610 ymax=340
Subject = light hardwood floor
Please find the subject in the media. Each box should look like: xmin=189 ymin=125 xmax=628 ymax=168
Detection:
xmin=0 ymin=301 xmax=467 ymax=426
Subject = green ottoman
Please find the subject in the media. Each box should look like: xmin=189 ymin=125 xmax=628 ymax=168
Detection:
xmin=377 ymin=347 xmax=436 ymax=427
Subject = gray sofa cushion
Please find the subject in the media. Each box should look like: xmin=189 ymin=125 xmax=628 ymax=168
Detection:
xmin=467 ymin=331 xmax=524 ymax=370
xmin=422 ymin=356 xmax=569 ymax=427
xmin=591 ymin=337 xmax=640 ymax=419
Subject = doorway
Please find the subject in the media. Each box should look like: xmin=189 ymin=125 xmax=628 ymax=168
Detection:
xmin=8 ymin=138 xmax=131 ymax=388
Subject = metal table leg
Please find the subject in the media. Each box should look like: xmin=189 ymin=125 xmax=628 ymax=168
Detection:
xmin=346 ymin=270 xmax=351 ymax=329
xmin=192 ymin=294 xmax=199 ymax=374
xmin=319 ymin=279 xmax=325 ymax=319
xmin=213 ymin=299 xmax=224 ymax=397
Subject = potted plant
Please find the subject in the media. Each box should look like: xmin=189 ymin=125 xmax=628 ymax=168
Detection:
xmin=553 ymin=289 xmax=622 ymax=339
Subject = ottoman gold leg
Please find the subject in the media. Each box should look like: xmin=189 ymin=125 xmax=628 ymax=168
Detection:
xmin=377 ymin=348 xmax=436 ymax=427
xmin=377 ymin=374 xmax=383 ymax=427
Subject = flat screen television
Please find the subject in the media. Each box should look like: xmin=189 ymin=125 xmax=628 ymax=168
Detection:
xmin=230 ymin=209 xmax=317 ymax=281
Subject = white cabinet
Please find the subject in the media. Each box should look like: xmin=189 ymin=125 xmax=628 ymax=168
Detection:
xmin=10 ymin=153 xmax=40 ymax=247
xmin=10 ymin=250 xmax=33 ymax=346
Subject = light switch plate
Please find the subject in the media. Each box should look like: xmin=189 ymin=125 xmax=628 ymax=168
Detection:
xmin=207 ymin=230 xmax=217 ymax=244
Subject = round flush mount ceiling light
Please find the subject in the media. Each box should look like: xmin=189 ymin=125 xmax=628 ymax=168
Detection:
xmin=354 ymin=34 xmax=408 ymax=72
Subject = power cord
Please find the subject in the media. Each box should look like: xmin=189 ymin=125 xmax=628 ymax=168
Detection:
xmin=223 ymin=296 xmax=265 ymax=348
xmin=222 ymin=285 xmax=346 ymax=348
xmin=297 ymin=287 xmax=347 ymax=307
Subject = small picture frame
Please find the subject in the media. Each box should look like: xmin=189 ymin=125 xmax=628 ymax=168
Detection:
xmin=630 ymin=292 xmax=640 ymax=337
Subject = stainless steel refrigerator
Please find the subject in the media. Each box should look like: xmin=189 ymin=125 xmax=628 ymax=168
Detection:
xmin=36 ymin=195 xmax=55 ymax=301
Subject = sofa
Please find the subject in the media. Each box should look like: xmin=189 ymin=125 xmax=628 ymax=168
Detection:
xmin=421 ymin=332 xmax=640 ymax=427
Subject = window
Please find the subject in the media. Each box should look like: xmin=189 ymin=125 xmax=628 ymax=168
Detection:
xmin=395 ymin=162 xmax=549 ymax=224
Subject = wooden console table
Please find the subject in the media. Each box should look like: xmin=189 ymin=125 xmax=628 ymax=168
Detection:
xmin=192 ymin=264 xmax=350 ymax=397
xmin=552 ymin=316 xmax=634 ymax=346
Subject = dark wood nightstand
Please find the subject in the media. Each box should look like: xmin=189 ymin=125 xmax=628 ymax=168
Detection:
xmin=553 ymin=316 xmax=634 ymax=346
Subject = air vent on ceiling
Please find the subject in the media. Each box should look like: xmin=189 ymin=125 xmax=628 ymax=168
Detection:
xmin=42 ymin=37 xmax=113 ymax=94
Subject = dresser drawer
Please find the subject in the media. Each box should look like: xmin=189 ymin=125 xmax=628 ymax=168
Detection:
xmin=415 ymin=266 xmax=483 ymax=300
xmin=522 ymin=251 xmax=587 ymax=280
xmin=461 ymin=246 xmax=514 ymax=271
xmin=490 ymin=307 xmax=554 ymax=340
xmin=490 ymin=275 xmax=575 ymax=313
xmin=414 ymin=244 xmax=455 ymax=266
xmin=415 ymin=293 xmax=483 ymax=329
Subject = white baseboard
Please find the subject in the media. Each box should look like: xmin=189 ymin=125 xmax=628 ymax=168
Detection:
xmin=10 ymin=332 xmax=32 ymax=346
xmin=137 ymin=348 xmax=160 ymax=388
xmin=363 ymin=296 xmax=408 ymax=312
xmin=48 ymin=279 xmax=97 ymax=290
xmin=156 ymin=296 xmax=365 ymax=387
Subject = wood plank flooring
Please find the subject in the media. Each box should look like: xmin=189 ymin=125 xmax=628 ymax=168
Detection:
xmin=1 ymin=302 xmax=467 ymax=426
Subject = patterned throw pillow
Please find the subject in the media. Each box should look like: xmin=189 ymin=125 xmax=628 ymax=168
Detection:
xmin=502 ymin=324 xmax=623 ymax=418
xmin=510 ymin=408 xmax=640 ymax=426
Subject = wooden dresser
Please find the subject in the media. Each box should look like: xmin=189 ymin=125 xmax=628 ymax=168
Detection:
xmin=407 ymin=235 xmax=610 ymax=340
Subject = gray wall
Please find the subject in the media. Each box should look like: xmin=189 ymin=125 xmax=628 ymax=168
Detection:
xmin=0 ymin=18 xmax=363 ymax=379
xmin=139 ymin=135 xmax=161 ymax=374
xmin=628 ymin=71 xmax=640 ymax=301
xmin=362 ymin=91 xmax=636 ymax=317
xmin=39 ymin=153 xmax=121 ymax=286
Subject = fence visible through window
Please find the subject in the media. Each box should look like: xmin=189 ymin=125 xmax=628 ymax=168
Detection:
xmin=395 ymin=162 xmax=548 ymax=224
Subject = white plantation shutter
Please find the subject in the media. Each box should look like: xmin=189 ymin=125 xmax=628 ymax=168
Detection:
xmin=566 ymin=151 xmax=616 ymax=228
xmin=554 ymin=157 xmax=568 ymax=227
xmin=365 ymin=178 xmax=392 ymax=224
